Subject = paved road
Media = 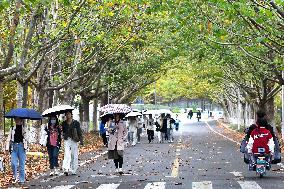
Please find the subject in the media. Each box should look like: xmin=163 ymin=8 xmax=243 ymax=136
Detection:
xmin=9 ymin=117 xmax=284 ymax=189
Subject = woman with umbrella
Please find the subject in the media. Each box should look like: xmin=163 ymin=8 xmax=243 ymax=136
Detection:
xmin=108 ymin=113 xmax=128 ymax=175
xmin=40 ymin=115 xmax=62 ymax=176
xmin=4 ymin=108 xmax=42 ymax=185
xmin=5 ymin=117 xmax=28 ymax=184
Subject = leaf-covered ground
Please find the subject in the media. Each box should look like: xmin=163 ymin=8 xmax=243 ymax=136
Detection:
xmin=0 ymin=132 xmax=103 ymax=188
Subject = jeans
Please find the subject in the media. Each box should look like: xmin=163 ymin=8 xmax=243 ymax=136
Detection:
xmin=11 ymin=143 xmax=26 ymax=182
xmin=128 ymin=132 xmax=134 ymax=143
xmin=167 ymin=128 xmax=173 ymax=141
xmin=47 ymin=146 xmax=59 ymax=169
xmin=63 ymin=138 xmax=78 ymax=174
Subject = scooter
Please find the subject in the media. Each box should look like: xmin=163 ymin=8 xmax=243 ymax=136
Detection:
xmin=250 ymin=148 xmax=271 ymax=178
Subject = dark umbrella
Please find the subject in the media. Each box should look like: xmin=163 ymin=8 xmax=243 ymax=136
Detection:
xmin=5 ymin=108 xmax=42 ymax=120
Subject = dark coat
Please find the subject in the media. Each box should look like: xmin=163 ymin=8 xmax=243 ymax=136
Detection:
xmin=62 ymin=120 xmax=83 ymax=144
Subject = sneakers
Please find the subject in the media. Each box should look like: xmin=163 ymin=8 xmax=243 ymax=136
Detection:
xmin=12 ymin=178 xmax=18 ymax=184
xmin=50 ymin=169 xmax=54 ymax=176
xmin=118 ymin=168 xmax=123 ymax=175
xmin=54 ymin=168 xmax=59 ymax=176
xmin=115 ymin=168 xmax=119 ymax=174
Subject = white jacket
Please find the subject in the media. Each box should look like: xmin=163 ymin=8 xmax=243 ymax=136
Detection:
xmin=5 ymin=125 xmax=29 ymax=151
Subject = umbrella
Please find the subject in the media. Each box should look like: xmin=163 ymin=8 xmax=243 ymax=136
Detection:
xmin=99 ymin=104 xmax=132 ymax=114
xmin=143 ymin=110 xmax=160 ymax=115
xmin=125 ymin=111 xmax=142 ymax=117
xmin=5 ymin=108 xmax=42 ymax=120
xmin=42 ymin=105 xmax=74 ymax=117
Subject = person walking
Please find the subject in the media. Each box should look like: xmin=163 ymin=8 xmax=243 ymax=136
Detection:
xmin=188 ymin=110 xmax=193 ymax=119
xmin=147 ymin=114 xmax=155 ymax=143
xmin=43 ymin=116 xmax=62 ymax=176
xmin=127 ymin=117 xmax=138 ymax=146
xmin=160 ymin=113 xmax=167 ymax=143
xmin=137 ymin=116 xmax=143 ymax=144
xmin=62 ymin=110 xmax=83 ymax=176
xmin=108 ymin=114 xmax=128 ymax=175
xmin=166 ymin=114 xmax=175 ymax=143
xmin=197 ymin=110 xmax=201 ymax=122
xmin=99 ymin=116 xmax=108 ymax=147
xmin=155 ymin=116 xmax=162 ymax=143
xmin=5 ymin=117 xmax=29 ymax=184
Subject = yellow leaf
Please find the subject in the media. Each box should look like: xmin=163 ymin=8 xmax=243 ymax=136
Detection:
xmin=62 ymin=21 xmax=67 ymax=27
xmin=108 ymin=11 xmax=114 ymax=17
xmin=198 ymin=24 xmax=203 ymax=31
xmin=107 ymin=2 xmax=114 ymax=7
xmin=207 ymin=21 xmax=212 ymax=34
xmin=75 ymin=39 xmax=81 ymax=44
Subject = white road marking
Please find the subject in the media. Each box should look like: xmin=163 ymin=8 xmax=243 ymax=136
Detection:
xmin=171 ymin=136 xmax=183 ymax=178
xmin=238 ymin=181 xmax=262 ymax=189
xmin=230 ymin=171 xmax=243 ymax=177
xmin=205 ymin=121 xmax=240 ymax=145
xmin=52 ymin=185 xmax=75 ymax=189
xmin=96 ymin=183 xmax=120 ymax=189
xmin=277 ymin=163 xmax=284 ymax=169
xmin=192 ymin=181 xmax=213 ymax=189
xmin=144 ymin=182 xmax=166 ymax=189
xmin=79 ymin=151 xmax=108 ymax=166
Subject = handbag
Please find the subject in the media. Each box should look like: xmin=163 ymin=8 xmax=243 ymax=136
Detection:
xmin=71 ymin=124 xmax=80 ymax=142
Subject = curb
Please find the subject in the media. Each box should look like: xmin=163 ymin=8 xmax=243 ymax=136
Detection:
xmin=205 ymin=121 xmax=241 ymax=146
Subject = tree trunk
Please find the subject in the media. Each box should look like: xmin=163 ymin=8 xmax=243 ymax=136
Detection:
xmin=93 ymin=98 xmax=99 ymax=132
xmin=266 ymin=97 xmax=277 ymax=134
xmin=82 ymin=96 xmax=90 ymax=133
xmin=100 ymin=91 xmax=108 ymax=107
xmin=16 ymin=82 xmax=24 ymax=108
xmin=37 ymin=89 xmax=45 ymax=113
xmin=22 ymin=82 xmax=29 ymax=108
xmin=48 ymin=90 xmax=54 ymax=108
xmin=52 ymin=90 xmax=59 ymax=107
xmin=79 ymin=103 xmax=83 ymax=125
xmin=0 ymin=81 xmax=3 ymax=131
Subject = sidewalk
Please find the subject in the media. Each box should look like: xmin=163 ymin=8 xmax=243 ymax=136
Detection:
xmin=0 ymin=132 xmax=104 ymax=188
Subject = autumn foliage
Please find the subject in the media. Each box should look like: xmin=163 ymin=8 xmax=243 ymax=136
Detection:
xmin=0 ymin=132 xmax=103 ymax=188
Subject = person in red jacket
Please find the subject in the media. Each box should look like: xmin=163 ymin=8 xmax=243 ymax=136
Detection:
xmin=246 ymin=117 xmax=275 ymax=170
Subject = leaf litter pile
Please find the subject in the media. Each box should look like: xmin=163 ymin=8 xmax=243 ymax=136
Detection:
xmin=0 ymin=132 xmax=102 ymax=188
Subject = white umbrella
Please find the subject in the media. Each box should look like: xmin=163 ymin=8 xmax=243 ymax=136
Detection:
xmin=42 ymin=105 xmax=74 ymax=117
xmin=99 ymin=104 xmax=132 ymax=114
xmin=196 ymin=108 xmax=202 ymax=111
xmin=126 ymin=111 xmax=142 ymax=117
xmin=143 ymin=110 xmax=160 ymax=115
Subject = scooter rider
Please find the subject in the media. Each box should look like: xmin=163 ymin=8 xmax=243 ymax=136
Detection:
xmin=246 ymin=117 xmax=275 ymax=170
